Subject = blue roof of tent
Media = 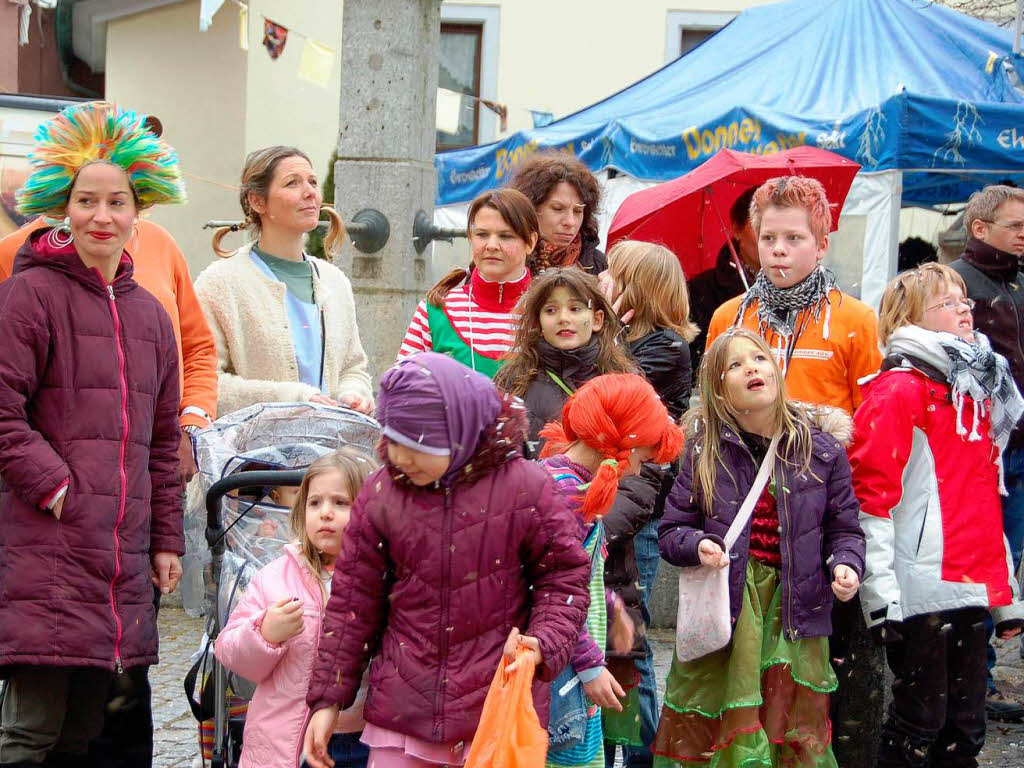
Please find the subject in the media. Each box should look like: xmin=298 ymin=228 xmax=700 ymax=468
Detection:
xmin=435 ymin=0 xmax=1024 ymax=207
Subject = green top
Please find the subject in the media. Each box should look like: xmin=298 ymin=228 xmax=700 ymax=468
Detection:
xmin=253 ymin=246 xmax=315 ymax=303
xmin=424 ymin=301 xmax=504 ymax=379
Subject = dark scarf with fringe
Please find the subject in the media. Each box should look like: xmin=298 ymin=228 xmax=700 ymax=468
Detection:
xmin=734 ymin=266 xmax=838 ymax=341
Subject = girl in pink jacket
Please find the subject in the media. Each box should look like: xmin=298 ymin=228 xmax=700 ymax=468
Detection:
xmin=216 ymin=448 xmax=377 ymax=768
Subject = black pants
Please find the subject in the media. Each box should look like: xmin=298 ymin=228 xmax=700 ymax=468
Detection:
xmin=878 ymin=608 xmax=988 ymax=768
xmin=829 ymin=595 xmax=885 ymax=767
xmin=0 ymin=666 xmax=112 ymax=766
xmin=86 ymin=588 xmax=159 ymax=768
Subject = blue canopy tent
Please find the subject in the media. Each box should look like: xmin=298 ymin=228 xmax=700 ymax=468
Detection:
xmin=433 ymin=0 xmax=1024 ymax=305
xmin=437 ymin=0 xmax=1024 ymax=206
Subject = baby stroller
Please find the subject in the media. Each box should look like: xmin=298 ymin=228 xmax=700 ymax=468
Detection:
xmin=181 ymin=402 xmax=380 ymax=768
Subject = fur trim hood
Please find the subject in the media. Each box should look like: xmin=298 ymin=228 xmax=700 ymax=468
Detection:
xmin=684 ymin=400 xmax=854 ymax=449
xmin=794 ymin=401 xmax=854 ymax=446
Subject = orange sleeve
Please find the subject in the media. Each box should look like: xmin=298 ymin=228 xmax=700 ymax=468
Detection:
xmin=172 ymin=253 xmax=219 ymax=428
xmin=845 ymin=305 xmax=884 ymax=410
xmin=0 ymin=218 xmax=47 ymax=282
xmin=704 ymin=299 xmax=737 ymax=351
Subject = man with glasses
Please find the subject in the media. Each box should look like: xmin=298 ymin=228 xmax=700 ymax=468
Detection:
xmin=951 ymin=184 xmax=1024 ymax=722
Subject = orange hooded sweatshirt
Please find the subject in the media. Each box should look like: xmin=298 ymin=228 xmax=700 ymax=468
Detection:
xmin=0 ymin=217 xmax=218 ymax=429
xmin=705 ymin=288 xmax=882 ymax=414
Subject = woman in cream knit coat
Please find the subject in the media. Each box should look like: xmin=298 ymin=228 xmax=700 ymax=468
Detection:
xmin=196 ymin=146 xmax=373 ymax=417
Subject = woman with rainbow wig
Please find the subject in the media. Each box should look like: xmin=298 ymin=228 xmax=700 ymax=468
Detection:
xmin=0 ymin=101 xmax=187 ymax=766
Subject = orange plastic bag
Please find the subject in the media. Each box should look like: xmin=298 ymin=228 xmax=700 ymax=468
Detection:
xmin=464 ymin=648 xmax=548 ymax=768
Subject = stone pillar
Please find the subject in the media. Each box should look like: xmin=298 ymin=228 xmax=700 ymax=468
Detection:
xmin=333 ymin=0 xmax=439 ymax=384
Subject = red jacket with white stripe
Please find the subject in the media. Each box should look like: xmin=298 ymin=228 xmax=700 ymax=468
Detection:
xmin=850 ymin=361 xmax=1024 ymax=628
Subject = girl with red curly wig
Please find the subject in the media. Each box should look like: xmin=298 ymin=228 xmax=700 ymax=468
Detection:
xmin=537 ymin=373 xmax=682 ymax=768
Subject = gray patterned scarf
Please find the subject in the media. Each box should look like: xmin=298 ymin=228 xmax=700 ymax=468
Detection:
xmin=888 ymin=325 xmax=1024 ymax=489
xmin=734 ymin=266 xmax=838 ymax=340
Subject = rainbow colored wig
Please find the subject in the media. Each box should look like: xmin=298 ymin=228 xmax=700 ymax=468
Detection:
xmin=16 ymin=102 xmax=186 ymax=217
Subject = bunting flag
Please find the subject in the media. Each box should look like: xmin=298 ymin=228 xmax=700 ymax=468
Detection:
xmin=530 ymin=110 xmax=555 ymax=128
xmin=238 ymin=5 xmax=248 ymax=51
xmin=207 ymin=2 xmax=341 ymax=92
xmin=262 ymin=18 xmax=288 ymax=59
xmin=480 ymin=99 xmax=508 ymax=132
xmin=436 ymin=88 xmax=464 ymax=135
xmin=298 ymin=39 xmax=335 ymax=87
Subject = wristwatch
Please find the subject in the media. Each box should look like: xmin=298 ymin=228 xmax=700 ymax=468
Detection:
xmin=181 ymin=406 xmax=212 ymax=436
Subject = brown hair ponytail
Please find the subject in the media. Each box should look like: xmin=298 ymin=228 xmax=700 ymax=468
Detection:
xmin=211 ymin=145 xmax=318 ymax=259
xmin=320 ymin=204 xmax=346 ymax=260
xmin=426 ymin=266 xmax=471 ymax=308
xmin=212 ymin=222 xmax=249 ymax=258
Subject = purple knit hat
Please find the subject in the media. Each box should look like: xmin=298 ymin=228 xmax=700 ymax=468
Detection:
xmin=377 ymin=353 xmax=501 ymax=481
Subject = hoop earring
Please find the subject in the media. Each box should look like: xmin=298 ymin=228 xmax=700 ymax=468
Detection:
xmin=46 ymin=217 xmax=74 ymax=248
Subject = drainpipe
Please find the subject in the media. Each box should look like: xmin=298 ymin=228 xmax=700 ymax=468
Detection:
xmin=55 ymin=0 xmax=102 ymax=99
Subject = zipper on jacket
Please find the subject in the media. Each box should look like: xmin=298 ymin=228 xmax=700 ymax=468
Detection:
xmin=295 ymin=558 xmax=328 ymax=768
xmin=433 ymin=487 xmax=454 ymax=741
xmin=106 ymin=282 xmax=129 ymax=672
xmin=778 ymin=480 xmax=798 ymax=641
xmin=737 ymin=437 xmax=797 ymax=640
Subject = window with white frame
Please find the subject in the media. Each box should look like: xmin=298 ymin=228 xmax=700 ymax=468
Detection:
xmin=664 ymin=11 xmax=737 ymax=63
xmin=438 ymin=23 xmax=483 ymax=150
xmin=438 ymin=4 xmax=499 ymax=151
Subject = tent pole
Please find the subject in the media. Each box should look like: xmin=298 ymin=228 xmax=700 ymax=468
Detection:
xmin=1017 ymin=0 xmax=1022 ymax=55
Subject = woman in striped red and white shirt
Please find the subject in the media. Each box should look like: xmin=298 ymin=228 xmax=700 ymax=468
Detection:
xmin=397 ymin=188 xmax=538 ymax=378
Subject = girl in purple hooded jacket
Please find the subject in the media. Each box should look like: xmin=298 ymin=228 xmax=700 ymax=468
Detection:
xmin=302 ymin=352 xmax=591 ymax=768
xmin=652 ymin=330 xmax=865 ymax=768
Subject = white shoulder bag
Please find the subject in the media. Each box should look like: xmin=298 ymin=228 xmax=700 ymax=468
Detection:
xmin=675 ymin=434 xmax=779 ymax=662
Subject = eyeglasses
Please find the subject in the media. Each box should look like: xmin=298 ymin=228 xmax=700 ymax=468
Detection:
xmin=981 ymin=219 xmax=1024 ymax=233
xmin=926 ymin=297 xmax=976 ymax=313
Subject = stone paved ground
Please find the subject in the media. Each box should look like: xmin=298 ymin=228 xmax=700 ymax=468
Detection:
xmin=153 ymin=607 xmax=206 ymax=768
xmin=154 ymin=610 xmax=1024 ymax=767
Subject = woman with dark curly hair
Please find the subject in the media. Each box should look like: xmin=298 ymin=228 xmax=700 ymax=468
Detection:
xmin=509 ymin=152 xmax=607 ymax=275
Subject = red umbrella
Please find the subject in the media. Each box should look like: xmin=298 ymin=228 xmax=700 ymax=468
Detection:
xmin=607 ymin=146 xmax=861 ymax=286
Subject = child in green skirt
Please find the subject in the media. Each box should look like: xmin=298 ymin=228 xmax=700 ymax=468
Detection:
xmin=653 ymin=329 xmax=865 ymax=768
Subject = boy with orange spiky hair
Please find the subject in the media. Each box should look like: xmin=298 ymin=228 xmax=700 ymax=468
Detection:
xmin=705 ymin=175 xmax=881 ymax=415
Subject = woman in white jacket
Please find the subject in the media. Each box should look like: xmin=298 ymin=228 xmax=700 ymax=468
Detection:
xmin=196 ymin=146 xmax=373 ymax=417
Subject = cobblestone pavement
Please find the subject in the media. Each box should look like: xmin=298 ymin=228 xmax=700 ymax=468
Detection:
xmin=154 ymin=610 xmax=1024 ymax=767
xmin=153 ymin=607 xmax=206 ymax=768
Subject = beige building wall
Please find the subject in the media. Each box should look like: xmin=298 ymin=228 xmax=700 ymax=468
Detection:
xmin=242 ymin=0 xmax=344 ymax=194
xmin=105 ymin=0 xmax=246 ymax=277
xmin=105 ymin=0 xmax=344 ymax=277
